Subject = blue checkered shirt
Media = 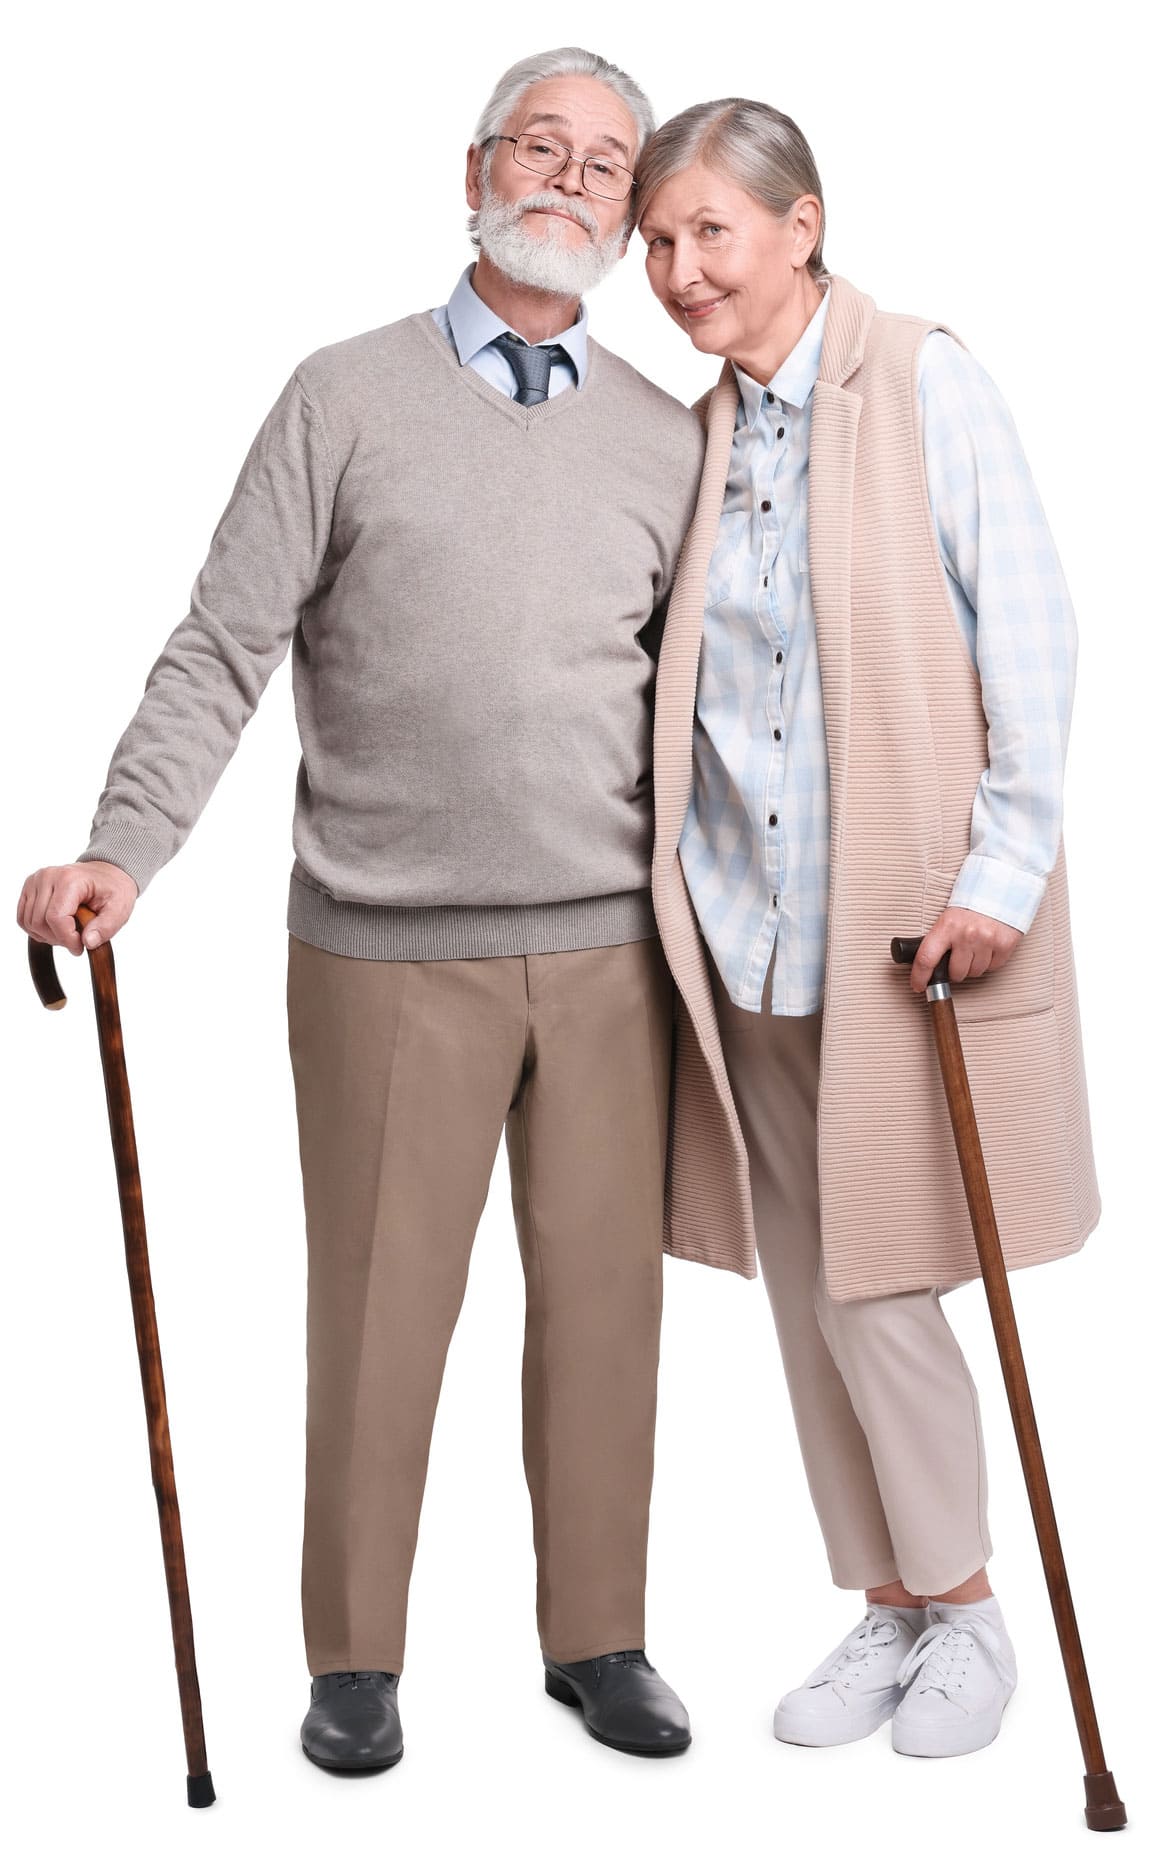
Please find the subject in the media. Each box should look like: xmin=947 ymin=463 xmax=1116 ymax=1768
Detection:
xmin=680 ymin=288 xmax=1078 ymax=1014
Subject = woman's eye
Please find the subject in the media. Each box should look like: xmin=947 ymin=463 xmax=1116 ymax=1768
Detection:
xmin=647 ymin=236 xmax=670 ymax=252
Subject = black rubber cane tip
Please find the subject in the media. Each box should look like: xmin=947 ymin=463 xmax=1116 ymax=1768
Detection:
xmin=1083 ymin=1770 xmax=1126 ymax=1831
xmin=187 ymin=1770 xmax=216 ymax=1809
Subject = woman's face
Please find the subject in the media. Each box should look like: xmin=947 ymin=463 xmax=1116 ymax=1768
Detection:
xmin=639 ymin=161 xmax=818 ymax=371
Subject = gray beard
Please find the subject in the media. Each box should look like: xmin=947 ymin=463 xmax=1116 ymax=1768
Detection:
xmin=472 ymin=184 xmax=628 ymax=298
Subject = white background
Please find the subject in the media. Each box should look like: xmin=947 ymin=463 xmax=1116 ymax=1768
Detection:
xmin=3 ymin=2 xmax=1152 ymax=1867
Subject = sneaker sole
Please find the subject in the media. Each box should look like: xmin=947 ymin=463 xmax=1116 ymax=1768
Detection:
xmin=773 ymin=1692 xmax=902 ymax=1748
xmin=892 ymin=1689 xmax=1013 ymax=1759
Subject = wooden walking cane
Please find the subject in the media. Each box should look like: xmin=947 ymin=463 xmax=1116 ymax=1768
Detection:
xmin=891 ymin=936 xmax=1125 ymax=1832
xmin=28 ymin=904 xmax=215 ymax=1809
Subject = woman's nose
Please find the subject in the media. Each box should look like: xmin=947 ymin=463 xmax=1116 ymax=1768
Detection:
xmin=667 ymin=258 xmax=701 ymax=297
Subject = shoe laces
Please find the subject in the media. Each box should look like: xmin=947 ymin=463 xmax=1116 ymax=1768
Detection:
xmin=814 ymin=1612 xmax=901 ymax=1688
xmin=898 ymin=1615 xmax=1003 ymax=1700
xmin=335 ymin=1670 xmax=396 ymax=1690
xmin=596 ymin=1650 xmax=646 ymax=1674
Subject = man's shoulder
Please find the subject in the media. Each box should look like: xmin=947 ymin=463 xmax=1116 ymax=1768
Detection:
xmin=293 ymin=311 xmax=441 ymax=399
xmin=587 ymin=339 xmax=704 ymax=451
xmin=690 ymin=384 xmax=714 ymax=430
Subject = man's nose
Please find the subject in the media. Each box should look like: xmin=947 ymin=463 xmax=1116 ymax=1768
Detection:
xmin=550 ymin=156 xmax=587 ymax=196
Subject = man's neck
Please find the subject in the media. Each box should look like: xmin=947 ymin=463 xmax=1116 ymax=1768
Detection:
xmin=730 ymin=274 xmax=825 ymax=389
xmin=470 ymin=254 xmax=581 ymax=345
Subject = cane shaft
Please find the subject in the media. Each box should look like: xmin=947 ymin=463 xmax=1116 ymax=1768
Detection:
xmin=84 ymin=938 xmax=211 ymax=1790
xmin=929 ymin=998 xmax=1119 ymax=1808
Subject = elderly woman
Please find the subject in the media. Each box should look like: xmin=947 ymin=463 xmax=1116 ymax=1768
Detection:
xmin=634 ymin=100 xmax=1098 ymax=1759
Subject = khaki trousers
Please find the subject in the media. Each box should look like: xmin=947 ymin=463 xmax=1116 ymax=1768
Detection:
xmin=712 ymin=960 xmax=993 ymax=1597
xmin=286 ymin=932 xmax=672 ymax=1673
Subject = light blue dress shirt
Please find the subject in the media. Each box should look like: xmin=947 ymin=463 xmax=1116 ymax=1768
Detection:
xmin=431 ymin=264 xmax=588 ymax=396
xmin=680 ymin=287 xmax=1077 ymax=1014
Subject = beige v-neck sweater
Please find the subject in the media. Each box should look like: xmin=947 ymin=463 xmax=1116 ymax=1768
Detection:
xmin=77 ymin=311 xmax=704 ymax=958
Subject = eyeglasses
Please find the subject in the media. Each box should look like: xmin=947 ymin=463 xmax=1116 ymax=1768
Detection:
xmin=489 ymin=132 xmax=635 ymax=202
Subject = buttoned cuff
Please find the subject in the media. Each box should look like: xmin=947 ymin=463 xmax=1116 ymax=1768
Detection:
xmin=947 ymin=854 xmax=1046 ymax=935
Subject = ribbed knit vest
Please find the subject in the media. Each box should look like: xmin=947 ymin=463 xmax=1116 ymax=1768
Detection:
xmin=654 ymin=276 xmax=1099 ymax=1298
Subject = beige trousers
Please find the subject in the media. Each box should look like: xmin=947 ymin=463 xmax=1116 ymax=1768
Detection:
xmin=712 ymin=960 xmax=993 ymax=1597
xmin=286 ymin=932 xmax=672 ymax=1674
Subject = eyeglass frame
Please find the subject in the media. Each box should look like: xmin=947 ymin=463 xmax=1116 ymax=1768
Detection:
xmin=486 ymin=132 xmax=636 ymax=201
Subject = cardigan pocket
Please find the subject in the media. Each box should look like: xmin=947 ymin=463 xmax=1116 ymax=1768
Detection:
xmin=920 ymin=865 xmax=1055 ymax=1023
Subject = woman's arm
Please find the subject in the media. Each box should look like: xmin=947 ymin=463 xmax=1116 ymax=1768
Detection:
xmin=909 ymin=331 xmax=1077 ymax=989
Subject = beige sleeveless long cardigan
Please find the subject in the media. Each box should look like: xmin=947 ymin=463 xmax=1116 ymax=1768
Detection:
xmin=653 ymin=273 xmax=1100 ymax=1300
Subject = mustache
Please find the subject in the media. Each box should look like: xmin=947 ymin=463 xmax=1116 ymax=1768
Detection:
xmin=512 ymin=191 xmax=601 ymax=238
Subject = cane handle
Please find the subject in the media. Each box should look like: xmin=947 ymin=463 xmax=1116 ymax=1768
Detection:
xmin=27 ymin=902 xmax=100 ymax=1012
xmin=890 ymin=935 xmax=951 ymax=986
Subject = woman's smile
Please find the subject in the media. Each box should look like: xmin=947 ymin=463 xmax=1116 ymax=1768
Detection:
xmin=677 ymin=292 xmax=731 ymax=319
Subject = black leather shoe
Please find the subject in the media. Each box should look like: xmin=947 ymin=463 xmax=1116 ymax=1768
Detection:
xmin=543 ymin=1650 xmax=691 ymax=1756
xmin=301 ymin=1670 xmax=403 ymax=1771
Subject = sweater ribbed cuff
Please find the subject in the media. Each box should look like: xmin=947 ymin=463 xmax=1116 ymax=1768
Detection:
xmin=75 ymin=821 xmax=173 ymax=894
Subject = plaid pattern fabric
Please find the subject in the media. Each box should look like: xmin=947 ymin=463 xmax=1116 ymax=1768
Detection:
xmin=680 ymin=298 xmax=1076 ymax=1014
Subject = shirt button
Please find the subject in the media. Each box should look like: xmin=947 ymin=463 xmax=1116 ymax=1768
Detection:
xmin=763 ymin=575 xmax=768 ymax=587
xmin=760 ymin=499 xmax=771 ymax=512
xmin=774 ymin=728 xmax=782 ymax=741
xmin=777 ymin=426 xmax=785 ymax=439
xmin=768 ymin=813 xmax=778 ymax=826
xmin=775 ymin=651 xmax=783 ymax=664
xmin=773 ymin=895 xmax=779 ymax=908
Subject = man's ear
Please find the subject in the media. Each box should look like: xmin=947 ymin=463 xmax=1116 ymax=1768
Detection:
xmin=466 ymin=143 xmax=484 ymax=212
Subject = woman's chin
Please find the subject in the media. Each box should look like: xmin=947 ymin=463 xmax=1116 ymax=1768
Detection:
xmin=685 ymin=319 xmax=731 ymax=357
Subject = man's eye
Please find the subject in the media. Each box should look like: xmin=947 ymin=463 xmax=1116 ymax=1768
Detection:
xmin=701 ymin=224 xmax=723 ymax=238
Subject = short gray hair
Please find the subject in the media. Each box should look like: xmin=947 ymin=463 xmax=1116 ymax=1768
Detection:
xmin=472 ymin=46 xmax=655 ymax=155
xmin=634 ymin=98 xmax=828 ymax=281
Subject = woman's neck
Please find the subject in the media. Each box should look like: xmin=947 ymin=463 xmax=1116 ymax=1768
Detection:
xmin=730 ymin=273 xmax=826 ymax=387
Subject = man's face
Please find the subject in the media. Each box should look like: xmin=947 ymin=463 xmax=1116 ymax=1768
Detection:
xmin=466 ymin=75 xmax=640 ymax=293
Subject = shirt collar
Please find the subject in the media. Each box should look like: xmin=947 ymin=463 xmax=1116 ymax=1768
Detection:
xmin=445 ymin=264 xmax=589 ymax=388
xmin=731 ymin=284 xmax=830 ymax=431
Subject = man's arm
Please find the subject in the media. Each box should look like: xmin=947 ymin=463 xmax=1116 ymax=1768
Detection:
xmin=75 ymin=365 xmax=336 ymax=894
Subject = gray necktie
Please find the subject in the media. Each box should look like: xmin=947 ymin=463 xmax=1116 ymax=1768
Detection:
xmin=491 ymin=331 xmax=569 ymax=406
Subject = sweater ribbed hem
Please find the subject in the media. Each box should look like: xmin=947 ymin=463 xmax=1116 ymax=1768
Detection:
xmin=286 ymin=873 xmax=657 ymax=960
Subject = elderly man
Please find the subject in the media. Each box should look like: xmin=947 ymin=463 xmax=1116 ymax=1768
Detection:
xmin=16 ymin=47 xmax=703 ymax=1767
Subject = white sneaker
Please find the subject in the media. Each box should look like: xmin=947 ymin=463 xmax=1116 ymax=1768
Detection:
xmin=773 ymin=1604 xmax=929 ymax=1745
xmin=892 ymin=1597 xmax=1017 ymax=1758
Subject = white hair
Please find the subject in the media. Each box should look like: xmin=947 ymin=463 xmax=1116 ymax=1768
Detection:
xmin=468 ymin=48 xmax=653 ymax=252
xmin=471 ymin=184 xmax=629 ymax=296
xmin=472 ymin=46 xmax=655 ymax=152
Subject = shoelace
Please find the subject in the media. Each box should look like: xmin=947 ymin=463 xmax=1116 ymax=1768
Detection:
xmin=898 ymin=1617 xmax=1005 ymax=1702
xmin=814 ymin=1612 xmax=901 ymax=1688
xmin=334 ymin=1670 xmax=396 ymax=1690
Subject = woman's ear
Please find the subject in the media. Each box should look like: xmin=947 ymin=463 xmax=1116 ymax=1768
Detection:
xmin=791 ymin=194 xmax=822 ymax=270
